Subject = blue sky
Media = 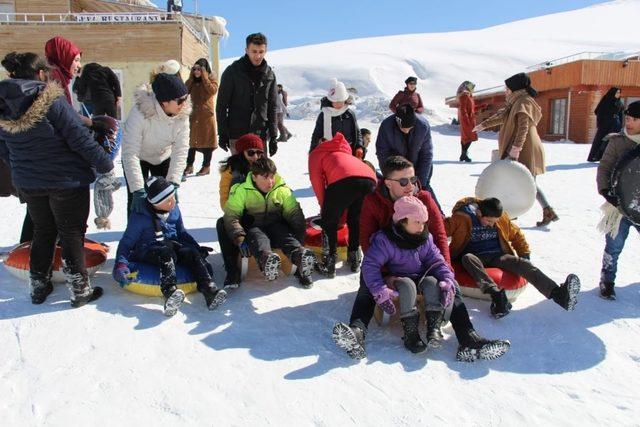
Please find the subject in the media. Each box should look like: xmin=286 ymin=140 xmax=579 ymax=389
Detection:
xmin=184 ymin=0 xmax=609 ymax=58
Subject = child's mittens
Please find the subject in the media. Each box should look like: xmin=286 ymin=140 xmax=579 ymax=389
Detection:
xmin=439 ymin=280 xmax=456 ymax=308
xmin=113 ymin=262 xmax=131 ymax=285
xmin=373 ymin=287 xmax=399 ymax=315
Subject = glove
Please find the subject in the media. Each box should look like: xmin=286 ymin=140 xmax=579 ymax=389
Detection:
xmin=373 ymin=287 xmax=399 ymax=316
xmin=198 ymin=245 xmax=213 ymax=259
xmin=354 ymin=147 xmax=364 ymax=160
xmin=113 ymin=262 xmax=131 ymax=285
xmin=600 ymin=188 xmax=619 ymax=207
xmin=508 ymin=145 xmax=521 ymax=160
xmin=131 ymin=189 xmax=147 ymax=213
xmin=268 ymin=137 xmax=278 ymax=156
xmin=219 ymin=134 xmax=230 ymax=152
xmin=169 ymin=182 xmax=179 ymax=203
xmin=438 ymin=280 xmax=455 ymax=308
xmin=521 ymin=253 xmax=530 ymax=260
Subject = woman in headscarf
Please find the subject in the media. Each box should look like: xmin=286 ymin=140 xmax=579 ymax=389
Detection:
xmin=474 ymin=72 xmax=558 ymax=227
xmin=457 ymin=81 xmax=478 ymax=162
xmin=587 ymin=87 xmax=624 ymax=162
xmin=44 ymin=36 xmax=82 ymax=106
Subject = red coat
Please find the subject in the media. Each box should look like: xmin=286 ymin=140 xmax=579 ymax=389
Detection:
xmin=458 ymin=92 xmax=478 ymax=144
xmin=308 ymin=132 xmax=377 ymax=208
xmin=389 ymin=89 xmax=424 ymax=114
xmin=359 ymin=183 xmax=451 ymax=266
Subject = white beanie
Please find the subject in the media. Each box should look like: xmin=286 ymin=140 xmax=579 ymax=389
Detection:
xmin=156 ymin=59 xmax=181 ymax=76
xmin=327 ymin=78 xmax=349 ymax=103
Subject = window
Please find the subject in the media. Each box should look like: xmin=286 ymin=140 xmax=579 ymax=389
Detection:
xmin=550 ymin=98 xmax=567 ymax=135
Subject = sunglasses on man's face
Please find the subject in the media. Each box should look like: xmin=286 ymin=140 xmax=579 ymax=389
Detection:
xmin=246 ymin=149 xmax=264 ymax=157
xmin=176 ymin=96 xmax=188 ymax=106
xmin=386 ymin=176 xmax=419 ymax=187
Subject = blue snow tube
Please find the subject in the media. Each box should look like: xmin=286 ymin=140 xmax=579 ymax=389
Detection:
xmin=120 ymin=262 xmax=198 ymax=297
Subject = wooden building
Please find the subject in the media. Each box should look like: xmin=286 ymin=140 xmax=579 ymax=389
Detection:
xmin=445 ymin=53 xmax=640 ymax=144
xmin=0 ymin=0 xmax=227 ymax=117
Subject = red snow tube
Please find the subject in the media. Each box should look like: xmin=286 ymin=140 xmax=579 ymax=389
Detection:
xmin=3 ymin=238 xmax=108 ymax=283
xmin=453 ymin=261 xmax=528 ymax=301
xmin=304 ymin=215 xmax=349 ymax=261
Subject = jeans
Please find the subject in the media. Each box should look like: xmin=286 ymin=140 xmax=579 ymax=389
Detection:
xmin=601 ymin=217 xmax=640 ymax=283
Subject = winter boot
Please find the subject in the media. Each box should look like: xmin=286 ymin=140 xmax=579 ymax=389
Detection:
xmin=425 ymin=310 xmax=444 ymax=349
xmin=459 ymin=143 xmax=472 ymax=162
xmin=199 ymin=283 xmax=227 ymax=310
xmin=223 ymin=271 xmax=242 ymax=290
xmin=489 ymin=289 xmax=512 ymax=319
xmin=163 ymin=286 xmax=186 ymax=317
xmin=347 ymin=248 xmax=363 ymax=273
xmin=286 ymin=131 xmax=293 ymax=141
xmin=30 ymin=274 xmax=54 ymax=305
xmin=63 ymin=267 xmax=103 ymax=308
xmin=316 ymin=253 xmax=336 ymax=278
xmin=332 ymin=322 xmax=366 ymax=360
xmin=292 ymin=247 xmax=315 ymax=288
xmin=259 ymin=252 xmax=281 ymax=281
xmin=400 ymin=311 xmax=427 ymax=354
xmin=550 ymin=274 xmax=581 ymax=310
xmin=536 ymin=207 xmax=559 ymax=227
xmin=456 ymin=330 xmax=511 ymax=362
xmin=599 ymin=281 xmax=616 ymax=300
xmin=277 ymin=134 xmax=288 ymax=142
xmin=182 ymin=164 xmax=194 ymax=181
xmin=196 ymin=166 xmax=211 ymax=176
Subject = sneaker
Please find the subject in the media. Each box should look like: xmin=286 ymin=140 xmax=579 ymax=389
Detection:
xmin=332 ymin=322 xmax=366 ymax=360
xmin=599 ymin=281 xmax=616 ymax=300
xmin=456 ymin=330 xmax=510 ymax=362
xmin=259 ymin=252 xmax=281 ymax=281
xmin=203 ymin=288 xmax=227 ymax=310
xmin=292 ymin=248 xmax=315 ymax=288
xmin=551 ymin=274 xmax=581 ymax=310
xmin=223 ymin=272 xmax=241 ymax=290
xmin=490 ymin=289 xmax=512 ymax=318
xmin=163 ymin=288 xmax=186 ymax=317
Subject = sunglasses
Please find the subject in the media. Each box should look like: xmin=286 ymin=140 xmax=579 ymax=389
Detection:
xmin=386 ymin=176 xmax=419 ymax=187
xmin=246 ymin=149 xmax=264 ymax=157
xmin=192 ymin=65 xmax=202 ymax=71
xmin=176 ymin=95 xmax=188 ymax=106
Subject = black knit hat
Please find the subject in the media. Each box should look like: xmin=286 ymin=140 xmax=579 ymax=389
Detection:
xmin=146 ymin=176 xmax=176 ymax=205
xmin=625 ymin=100 xmax=640 ymax=119
xmin=395 ymin=104 xmax=416 ymax=128
xmin=505 ymin=72 xmax=537 ymax=97
xmin=405 ymin=76 xmax=418 ymax=85
xmin=152 ymin=73 xmax=188 ymax=103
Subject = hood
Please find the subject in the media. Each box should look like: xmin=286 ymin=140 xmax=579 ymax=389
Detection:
xmin=133 ymin=83 xmax=192 ymax=121
xmin=0 ymin=80 xmax=64 ymax=134
xmin=310 ymin=132 xmax=352 ymax=155
xmin=452 ymin=197 xmax=480 ymax=214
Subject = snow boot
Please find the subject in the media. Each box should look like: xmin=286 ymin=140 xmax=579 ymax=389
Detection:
xmin=347 ymin=248 xmax=363 ymax=273
xmin=196 ymin=166 xmax=211 ymax=176
xmin=332 ymin=322 xmax=366 ymax=360
xmin=599 ymin=281 xmax=616 ymax=300
xmin=490 ymin=289 xmax=512 ymax=318
xmin=551 ymin=274 xmax=581 ymax=310
xmin=400 ymin=311 xmax=427 ymax=354
xmin=316 ymin=253 xmax=336 ymax=278
xmin=459 ymin=143 xmax=472 ymax=162
xmin=30 ymin=274 xmax=53 ymax=305
xmin=536 ymin=207 xmax=559 ymax=227
xmin=162 ymin=286 xmax=185 ymax=317
xmin=292 ymin=247 xmax=315 ymax=288
xmin=268 ymin=139 xmax=278 ymax=156
xmin=456 ymin=330 xmax=510 ymax=362
xmin=259 ymin=252 xmax=281 ymax=281
xmin=223 ymin=271 xmax=242 ymax=290
xmin=425 ymin=310 xmax=444 ymax=349
xmin=63 ymin=266 xmax=103 ymax=308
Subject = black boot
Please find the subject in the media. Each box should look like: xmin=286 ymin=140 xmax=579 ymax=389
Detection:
xmin=599 ymin=281 xmax=616 ymax=300
xmin=63 ymin=266 xmax=103 ymax=308
xmin=347 ymin=248 xmax=362 ymax=273
xmin=315 ymin=253 xmax=336 ymax=278
xmin=292 ymin=247 xmax=315 ymax=288
xmin=400 ymin=311 xmax=427 ymax=354
xmin=550 ymin=274 xmax=581 ymax=310
xmin=456 ymin=330 xmax=510 ymax=362
xmin=489 ymin=289 xmax=512 ymax=318
xmin=332 ymin=322 xmax=366 ymax=359
xmin=30 ymin=273 xmax=53 ymax=305
xmin=425 ymin=310 xmax=444 ymax=349
xmin=459 ymin=143 xmax=472 ymax=162
xmin=200 ymin=283 xmax=227 ymax=310
xmin=223 ymin=271 xmax=242 ymax=290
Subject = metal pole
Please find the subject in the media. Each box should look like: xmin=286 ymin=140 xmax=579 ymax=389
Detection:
xmin=195 ymin=0 xmax=198 ymax=15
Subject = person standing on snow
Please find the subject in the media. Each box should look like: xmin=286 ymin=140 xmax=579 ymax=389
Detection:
xmin=276 ymin=84 xmax=292 ymax=142
xmin=456 ymin=81 xmax=478 ymax=162
xmin=389 ymin=76 xmax=424 ymax=114
xmin=587 ymin=87 xmax=624 ymax=162
xmin=216 ymin=33 xmax=279 ymax=156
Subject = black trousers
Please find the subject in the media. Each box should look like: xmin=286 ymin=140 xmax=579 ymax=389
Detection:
xmin=186 ymin=148 xmax=213 ymax=168
xmin=349 ymin=273 xmax=475 ymax=343
xmin=92 ymin=100 xmax=117 ymax=119
xmin=142 ymin=243 xmax=211 ymax=293
xmin=246 ymin=221 xmax=302 ymax=259
xmin=217 ymin=217 xmax=240 ymax=279
xmin=20 ymin=186 xmax=90 ymax=280
xmin=20 ymin=210 xmax=34 ymax=243
xmin=321 ymin=177 xmax=375 ymax=254
xmin=124 ymin=158 xmax=171 ymax=215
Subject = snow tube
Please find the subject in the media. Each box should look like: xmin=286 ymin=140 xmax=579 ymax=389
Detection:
xmin=612 ymin=145 xmax=640 ymax=226
xmin=3 ymin=238 xmax=108 ymax=282
xmin=453 ymin=262 xmax=528 ymax=302
xmin=303 ymin=215 xmax=349 ymax=261
xmin=475 ymin=159 xmax=536 ymax=218
xmin=120 ymin=262 xmax=198 ymax=297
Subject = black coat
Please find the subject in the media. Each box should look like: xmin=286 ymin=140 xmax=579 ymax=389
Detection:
xmin=216 ymin=55 xmax=278 ymax=140
xmin=310 ymin=97 xmax=363 ymax=153
xmin=0 ymin=79 xmax=113 ymax=189
xmin=74 ymin=63 xmax=121 ymax=110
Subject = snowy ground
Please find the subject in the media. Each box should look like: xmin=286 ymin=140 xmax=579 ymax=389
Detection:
xmin=1 ymin=118 xmax=639 ymax=426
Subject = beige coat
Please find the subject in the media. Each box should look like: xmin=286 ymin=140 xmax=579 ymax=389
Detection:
xmin=481 ymin=89 xmax=545 ymax=176
xmin=186 ymin=71 xmax=218 ymax=149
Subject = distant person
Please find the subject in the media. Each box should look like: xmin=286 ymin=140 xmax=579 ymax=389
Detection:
xmin=276 ymin=84 xmax=292 ymax=141
xmin=167 ymin=0 xmax=182 ymax=13
xmin=73 ymin=62 xmax=122 ymax=118
xmin=456 ymin=81 xmax=478 ymax=162
xmin=587 ymin=87 xmax=624 ymax=162
xmin=216 ymin=33 xmax=279 ymax=156
xmin=389 ymin=76 xmax=424 ymax=114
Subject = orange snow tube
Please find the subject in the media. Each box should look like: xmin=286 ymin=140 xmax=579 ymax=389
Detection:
xmin=453 ymin=261 xmax=528 ymax=301
xmin=3 ymin=238 xmax=108 ymax=282
xmin=303 ymin=215 xmax=349 ymax=261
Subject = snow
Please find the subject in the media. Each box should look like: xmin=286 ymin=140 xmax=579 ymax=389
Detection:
xmin=2 ymin=1 xmax=640 ymax=425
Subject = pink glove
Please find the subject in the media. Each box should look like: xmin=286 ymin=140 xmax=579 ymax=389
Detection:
xmin=508 ymin=145 xmax=522 ymax=160
xmin=373 ymin=287 xmax=399 ymax=315
xmin=439 ymin=280 xmax=455 ymax=308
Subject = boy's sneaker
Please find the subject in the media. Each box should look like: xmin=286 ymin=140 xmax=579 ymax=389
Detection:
xmin=223 ymin=272 xmax=241 ymax=290
xmin=259 ymin=252 xmax=281 ymax=281
xmin=203 ymin=288 xmax=227 ymax=310
xmin=30 ymin=276 xmax=53 ymax=305
xmin=599 ymin=281 xmax=616 ymax=300
xmin=347 ymin=248 xmax=363 ymax=273
xmin=551 ymin=274 xmax=581 ymax=310
xmin=163 ymin=288 xmax=185 ymax=317
xmin=490 ymin=289 xmax=512 ymax=318
xmin=292 ymin=247 xmax=315 ymax=288
xmin=456 ymin=330 xmax=510 ymax=362
xmin=332 ymin=322 xmax=366 ymax=360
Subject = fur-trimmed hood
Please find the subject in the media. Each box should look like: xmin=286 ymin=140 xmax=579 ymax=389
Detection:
xmin=0 ymin=80 xmax=64 ymax=134
xmin=133 ymin=83 xmax=191 ymax=122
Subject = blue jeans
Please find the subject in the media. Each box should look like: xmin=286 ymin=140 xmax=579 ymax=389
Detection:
xmin=601 ymin=217 xmax=640 ymax=283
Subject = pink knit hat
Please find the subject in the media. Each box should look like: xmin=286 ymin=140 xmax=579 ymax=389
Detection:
xmin=392 ymin=196 xmax=429 ymax=223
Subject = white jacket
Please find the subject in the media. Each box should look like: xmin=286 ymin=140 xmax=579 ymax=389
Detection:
xmin=122 ymin=84 xmax=191 ymax=192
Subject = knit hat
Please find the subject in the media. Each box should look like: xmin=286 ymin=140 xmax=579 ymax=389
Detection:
xmin=146 ymin=176 xmax=176 ymax=205
xmin=625 ymin=100 xmax=640 ymax=119
xmin=152 ymin=73 xmax=188 ymax=103
xmin=156 ymin=59 xmax=181 ymax=76
xmin=505 ymin=72 xmax=537 ymax=97
xmin=395 ymin=104 xmax=417 ymax=128
xmin=393 ymin=196 xmax=429 ymax=223
xmin=235 ymin=133 xmax=264 ymax=153
xmin=327 ymin=78 xmax=349 ymax=103
xmin=405 ymin=76 xmax=418 ymax=85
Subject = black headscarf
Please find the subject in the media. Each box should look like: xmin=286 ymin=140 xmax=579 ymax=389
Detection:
xmin=505 ymin=72 xmax=537 ymax=98
xmin=594 ymin=87 xmax=623 ymax=117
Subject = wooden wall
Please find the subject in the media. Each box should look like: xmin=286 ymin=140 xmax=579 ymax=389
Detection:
xmin=181 ymin=25 xmax=209 ymax=67
xmin=13 ymin=0 xmax=70 ymax=13
xmin=530 ymin=60 xmax=640 ymax=92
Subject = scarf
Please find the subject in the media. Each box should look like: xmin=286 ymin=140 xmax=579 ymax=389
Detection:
xmin=383 ymin=223 xmax=429 ymax=250
xmin=44 ymin=37 xmax=81 ymax=105
xmin=322 ymin=104 xmax=349 ymax=141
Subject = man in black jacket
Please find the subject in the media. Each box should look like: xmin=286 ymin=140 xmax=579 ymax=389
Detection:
xmin=73 ymin=63 xmax=122 ymax=118
xmin=216 ymin=33 xmax=279 ymax=156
